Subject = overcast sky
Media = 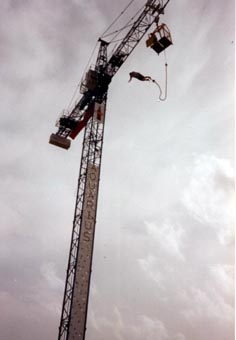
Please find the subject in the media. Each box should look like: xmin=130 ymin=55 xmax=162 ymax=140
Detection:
xmin=0 ymin=0 xmax=234 ymax=340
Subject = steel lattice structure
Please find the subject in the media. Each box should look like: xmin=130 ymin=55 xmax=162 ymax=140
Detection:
xmin=49 ymin=1 xmax=171 ymax=340
xmin=55 ymin=0 xmax=170 ymax=139
xmin=58 ymin=41 xmax=108 ymax=340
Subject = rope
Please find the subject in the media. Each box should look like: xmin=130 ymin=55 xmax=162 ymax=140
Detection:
xmin=67 ymin=84 xmax=80 ymax=111
xmin=100 ymin=0 xmax=135 ymax=38
xmin=66 ymin=40 xmax=100 ymax=111
xmin=81 ymin=40 xmax=99 ymax=80
xmin=102 ymin=23 xmax=134 ymax=39
xmin=67 ymin=0 xmax=139 ymax=111
xmin=107 ymin=37 xmax=126 ymax=44
xmin=153 ymin=62 xmax=168 ymax=101
xmin=109 ymin=4 xmax=144 ymax=44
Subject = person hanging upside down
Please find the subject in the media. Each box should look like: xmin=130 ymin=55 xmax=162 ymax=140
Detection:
xmin=128 ymin=71 xmax=153 ymax=82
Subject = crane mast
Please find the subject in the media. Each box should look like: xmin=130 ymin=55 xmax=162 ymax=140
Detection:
xmin=50 ymin=1 xmax=171 ymax=340
xmin=58 ymin=41 xmax=108 ymax=340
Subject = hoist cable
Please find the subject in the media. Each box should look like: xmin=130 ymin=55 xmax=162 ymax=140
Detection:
xmin=66 ymin=41 xmax=99 ymax=111
xmin=66 ymin=1 xmax=146 ymax=111
xmin=81 ymin=40 xmax=99 ymax=80
xmin=100 ymin=0 xmax=135 ymax=38
xmin=102 ymin=23 xmax=134 ymax=39
xmin=108 ymin=37 xmax=126 ymax=44
xmin=102 ymin=4 xmax=144 ymax=41
xmin=66 ymin=84 xmax=80 ymax=111
xmin=66 ymin=1 xmax=141 ymax=111
xmin=109 ymin=4 xmax=145 ymax=44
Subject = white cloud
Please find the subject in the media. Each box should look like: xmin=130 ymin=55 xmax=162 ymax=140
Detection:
xmin=181 ymin=286 xmax=234 ymax=324
xmin=174 ymin=333 xmax=186 ymax=340
xmin=145 ymin=220 xmax=185 ymax=260
xmin=40 ymin=262 xmax=64 ymax=290
xmin=139 ymin=314 xmax=169 ymax=339
xmin=210 ymin=264 xmax=234 ymax=298
xmin=89 ymin=306 xmax=169 ymax=340
xmin=138 ymin=253 xmax=164 ymax=286
xmin=0 ymin=0 xmax=234 ymax=340
xmin=182 ymin=154 xmax=234 ymax=245
xmin=89 ymin=305 xmax=125 ymax=340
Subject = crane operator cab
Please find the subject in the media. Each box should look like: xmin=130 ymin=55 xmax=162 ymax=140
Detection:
xmin=80 ymin=69 xmax=98 ymax=94
xmin=146 ymin=23 xmax=172 ymax=54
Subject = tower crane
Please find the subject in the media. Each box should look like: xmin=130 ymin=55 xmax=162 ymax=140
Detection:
xmin=49 ymin=1 xmax=172 ymax=339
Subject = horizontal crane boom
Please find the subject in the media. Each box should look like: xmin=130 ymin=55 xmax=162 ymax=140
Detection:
xmin=50 ymin=0 xmax=170 ymax=142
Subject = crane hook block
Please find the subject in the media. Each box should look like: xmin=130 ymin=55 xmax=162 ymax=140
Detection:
xmin=146 ymin=23 xmax=172 ymax=54
xmin=49 ymin=133 xmax=71 ymax=150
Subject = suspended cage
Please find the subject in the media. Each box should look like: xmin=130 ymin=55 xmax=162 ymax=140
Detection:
xmin=146 ymin=23 xmax=172 ymax=54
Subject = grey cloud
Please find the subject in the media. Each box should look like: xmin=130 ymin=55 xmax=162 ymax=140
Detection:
xmin=0 ymin=0 xmax=234 ymax=339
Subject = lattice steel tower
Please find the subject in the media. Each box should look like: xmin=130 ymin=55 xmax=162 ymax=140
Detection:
xmin=49 ymin=1 xmax=172 ymax=339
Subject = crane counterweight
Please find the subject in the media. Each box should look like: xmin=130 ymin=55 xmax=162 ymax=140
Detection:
xmin=49 ymin=133 xmax=71 ymax=150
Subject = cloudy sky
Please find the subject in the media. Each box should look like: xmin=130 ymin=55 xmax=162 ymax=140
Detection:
xmin=0 ymin=0 xmax=234 ymax=339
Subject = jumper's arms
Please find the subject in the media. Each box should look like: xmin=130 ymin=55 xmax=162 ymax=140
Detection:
xmin=50 ymin=0 xmax=170 ymax=142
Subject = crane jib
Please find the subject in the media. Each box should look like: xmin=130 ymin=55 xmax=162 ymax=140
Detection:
xmin=49 ymin=0 xmax=171 ymax=144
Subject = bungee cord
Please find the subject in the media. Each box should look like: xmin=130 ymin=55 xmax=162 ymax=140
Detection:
xmin=153 ymin=62 xmax=168 ymax=101
xmin=66 ymin=1 xmax=171 ymax=110
xmin=153 ymin=49 xmax=168 ymax=101
xmin=128 ymin=50 xmax=169 ymax=102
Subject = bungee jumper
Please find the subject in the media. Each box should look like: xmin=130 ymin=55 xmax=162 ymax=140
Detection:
xmin=128 ymin=63 xmax=168 ymax=101
xmin=128 ymin=71 xmax=153 ymax=82
xmin=128 ymin=18 xmax=173 ymax=101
